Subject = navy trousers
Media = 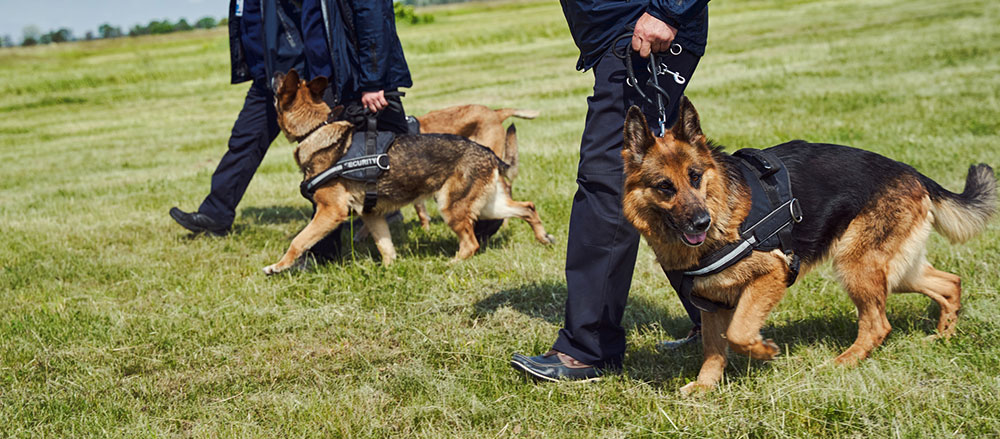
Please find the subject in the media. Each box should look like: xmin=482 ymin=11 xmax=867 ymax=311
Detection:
xmin=199 ymin=79 xmax=280 ymax=227
xmin=552 ymin=44 xmax=703 ymax=368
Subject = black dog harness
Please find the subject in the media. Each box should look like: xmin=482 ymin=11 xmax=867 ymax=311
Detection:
xmin=666 ymin=148 xmax=804 ymax=313
xmin=298 ymin=94 xmax=413 ymax=214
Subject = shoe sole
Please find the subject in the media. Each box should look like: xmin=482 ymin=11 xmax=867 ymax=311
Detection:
xmin=509 ymin=358 xmax=603 ymax=383
xmin=169 ymin=208 xmax=228 ymax=237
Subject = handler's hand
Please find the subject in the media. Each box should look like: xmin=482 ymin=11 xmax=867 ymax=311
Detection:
xmin=361 ymin=90 xmax=388 ymax=113
xmin=632 ymin=12 xmax=678 ymax=58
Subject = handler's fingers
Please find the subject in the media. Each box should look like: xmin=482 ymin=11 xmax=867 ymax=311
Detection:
xmin=651 ymin=39 xmax=667 ymax=54
xmin=632 ymin=35 xmax=652 ymax=58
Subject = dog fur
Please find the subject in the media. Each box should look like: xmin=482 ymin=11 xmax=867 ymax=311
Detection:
xmin=262 ymin=70 xmax=554 ymax=274
xmin=412 ymin=105 xmax=539 ymax=230
xmin=621 ymin=98 xmax=997 ymax=394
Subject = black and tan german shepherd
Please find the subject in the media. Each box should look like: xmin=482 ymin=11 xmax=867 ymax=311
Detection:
xmin=621 ymin=97 xmax=996 ymax=394
xmin=262 ymin=70 xmax=554 ymax=274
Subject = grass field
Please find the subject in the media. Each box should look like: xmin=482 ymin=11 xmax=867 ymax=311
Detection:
xmin=1 ymin=0 xmax=999 ymax=437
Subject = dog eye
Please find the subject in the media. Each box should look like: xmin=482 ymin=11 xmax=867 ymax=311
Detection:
xmin=689 ymin=170 xmax=703 ymax=188
xmin=655 ymin=181 xmax=676 ymax=197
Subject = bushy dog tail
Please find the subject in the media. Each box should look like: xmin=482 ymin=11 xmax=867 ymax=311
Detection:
xmin=500 ymin=124 xmax=519 ymax=181
xmin=924 ymin=164 xmax=997 ymax=243
xmin=495 ymin=108 xmax=539 ymax=122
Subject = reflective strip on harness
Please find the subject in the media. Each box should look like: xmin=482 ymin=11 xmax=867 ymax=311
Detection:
xmin=301 ymin=153 xmax=390 ymax=196
xmin=685 ymin=235 xmax=758 ymax=277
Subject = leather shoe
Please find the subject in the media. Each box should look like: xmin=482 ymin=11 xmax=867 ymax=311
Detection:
xmin=169 ymin=207 xmax=229 ymax=236
xmin=510 ymin=350 xmax=606 ymax=382
xmin=657 ymin=326 xmax=702 ymax=351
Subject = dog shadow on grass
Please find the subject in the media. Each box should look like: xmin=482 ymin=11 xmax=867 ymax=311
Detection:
xmin=266 ymin=212 xmax=516 ymax=263
xmin=475 ymin=280 xmax=939 ymax=384
xmin=241 ymin=205 xmax=313 ymax=225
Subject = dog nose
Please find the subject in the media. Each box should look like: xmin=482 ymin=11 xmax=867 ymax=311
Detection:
xmin=691 ymin=211 xmax=711 ymax=232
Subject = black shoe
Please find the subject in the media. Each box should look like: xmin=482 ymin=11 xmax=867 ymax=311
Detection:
xmin=510 ymin=350 xmax=606 ymax=382
xmin=657 ymin=326 xmax=702 ymax=351
xmin=169 ymin=207 xmax=229 ymax=236
xmin=474 ymin=219 xmax=504 ymax=245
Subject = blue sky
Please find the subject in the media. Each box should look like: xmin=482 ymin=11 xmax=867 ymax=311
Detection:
xmin=0 ymin=0 xmax=225 ymax=40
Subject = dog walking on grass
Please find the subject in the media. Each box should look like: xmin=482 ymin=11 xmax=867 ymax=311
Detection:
xmin=263 ymin=70 xmax=554 ymax=274
xmin=621 ymin=97 xmax=996 ymax=394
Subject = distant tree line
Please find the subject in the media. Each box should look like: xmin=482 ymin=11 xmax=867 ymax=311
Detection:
xmin=5 ymin=16 xmax=227 ymax=48
xmin=2 ymin=1 xmax=454 ymax=49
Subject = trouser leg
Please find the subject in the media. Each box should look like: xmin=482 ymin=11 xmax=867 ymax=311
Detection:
xmin=199 ymin=80 xmax=280 ymax=227
xmin=552 ymin=45 xmax=701 ymax=368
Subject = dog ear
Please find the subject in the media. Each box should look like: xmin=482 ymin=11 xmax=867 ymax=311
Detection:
xmin=274 ymin=70 xmax=300 ymax=108
xmin=307 ymin=76 xmax=329 ymax=100
xmin=330 ymin=104 xmax=344 ymax=120
xmin=280 ymin=69 xmax=300 ymax=95
xmin=670 ymin=96 xmax=705 ymax=145
xmin=623 ymin=105 xmax=655 ymax=164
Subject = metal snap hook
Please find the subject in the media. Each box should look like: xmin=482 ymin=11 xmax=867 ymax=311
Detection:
xmin=658 ymin=63 xmax=686 ymax=85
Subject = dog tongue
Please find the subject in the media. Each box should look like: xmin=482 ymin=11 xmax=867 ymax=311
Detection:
xmin=684 ymin=232 xmax=707 ymax=245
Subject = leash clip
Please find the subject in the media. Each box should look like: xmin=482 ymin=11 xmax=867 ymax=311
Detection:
xmin=656 ymin=63 xmax=686 ymax=85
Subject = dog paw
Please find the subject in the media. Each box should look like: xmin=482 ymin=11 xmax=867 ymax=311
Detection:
xmin=263 ymin=264 xmax=285 ymax=275
xmin=752 ymin=338 xmax=781 ymax=361
xmin=679 ymin=381 xmax=715 ymax=397
xmin=544 ymin=234 xmax=556 ymax=244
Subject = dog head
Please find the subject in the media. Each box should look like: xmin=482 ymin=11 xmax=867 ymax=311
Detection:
xmin=271 ymin=69 xmax=343 ymax=142
xmin=622 ymin=97 xmax=721 ymax=247
xmin=272 ymin=69 xmax=354 ymax=173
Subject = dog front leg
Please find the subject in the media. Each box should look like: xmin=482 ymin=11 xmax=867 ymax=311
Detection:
xmin=263 ymin=189 xmax=349 ymax=275
xmin=360 ymin=214 xmax=397 ymax=265
xmin=725 ymin=272 xmax=788 ymax=361
xmin=681 ymin=308 xmax=733 ymax=396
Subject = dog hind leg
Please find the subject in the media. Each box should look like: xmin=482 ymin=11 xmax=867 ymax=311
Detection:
xmin=833 ymin=181 xmax=932 ymax=364
xmin=889 ymin=211 xmax=963 ymax=338
xmin=478 ymin=180 xmax=555 ymax=245
xmin=897 ymin=263 xmax=962 ymax=338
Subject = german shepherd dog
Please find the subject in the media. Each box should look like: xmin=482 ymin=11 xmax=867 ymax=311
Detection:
xmin=621 ymin=97 xmax=996 ymax=394
xmin=262 ymin=70 xmax=555 ymax=274
xmin=413 ymin=105 xmax=539 ymax=230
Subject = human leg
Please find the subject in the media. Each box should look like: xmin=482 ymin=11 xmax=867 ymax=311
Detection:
xmin=515 ymin=44 xmax=702 ymax=376
xmin=195 ymin=80 xmax=280 ymax=228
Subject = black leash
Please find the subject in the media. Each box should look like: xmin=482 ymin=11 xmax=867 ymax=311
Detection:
xmin=612 ymin=29 xmax=685 ymax=136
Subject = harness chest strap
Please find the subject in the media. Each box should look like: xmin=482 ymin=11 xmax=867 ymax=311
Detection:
xmin=299 ymin=153 xmax=390 ymax=200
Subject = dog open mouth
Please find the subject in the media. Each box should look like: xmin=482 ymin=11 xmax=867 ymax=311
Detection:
xmin=682 ymin=232 xmax=707 ymax=246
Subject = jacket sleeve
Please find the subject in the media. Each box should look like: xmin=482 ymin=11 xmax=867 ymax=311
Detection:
xmin=351 ymin=0 xmax=387 ymax=92
xmin=646 ymin=0 xmax=709 ymax=29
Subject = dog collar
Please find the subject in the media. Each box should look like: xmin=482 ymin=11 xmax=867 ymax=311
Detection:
xmin=294 ymin=111 xmax=340 ymax=143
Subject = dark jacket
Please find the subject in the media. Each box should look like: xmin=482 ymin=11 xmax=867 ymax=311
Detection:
xmin=228 ymin=0 xmax=306 ymax=85
xmin=560 ymin=0 xmax=709 ymax=71
xmin=300 ymin=0 xmax=413 ymax=104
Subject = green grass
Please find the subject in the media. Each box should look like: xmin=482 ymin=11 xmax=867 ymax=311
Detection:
xmin=1 ymin=0 xmax=999 ymax=436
